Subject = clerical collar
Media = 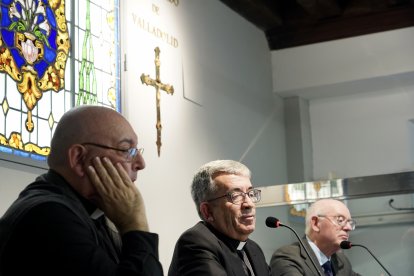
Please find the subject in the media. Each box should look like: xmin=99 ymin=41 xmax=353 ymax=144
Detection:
xmin=90 ymin=208 xmax=104 ymax=219
xmin=237 ymin=241 xmax=247 ymax=250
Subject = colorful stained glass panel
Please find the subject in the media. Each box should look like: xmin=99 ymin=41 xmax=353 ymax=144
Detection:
xmin=0 ymin=0 xmax=120 ymax=166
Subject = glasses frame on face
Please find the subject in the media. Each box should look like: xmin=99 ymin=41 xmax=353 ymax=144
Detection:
xmin=206 ymin=188 xmax=261 ymax=205
xmin=317 ymin=215 xmax=356 ymax=231
xmin=81 ymin=142 xmax=144 ymax=162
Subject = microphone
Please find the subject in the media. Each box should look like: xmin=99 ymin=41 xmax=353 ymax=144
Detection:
xmin=266 ymin=217 xmax=323 ymax=276
xmin=340 ymin=241 xmax=392 ymax=276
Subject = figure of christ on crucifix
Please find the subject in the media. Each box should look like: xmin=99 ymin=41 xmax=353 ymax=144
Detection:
xmin=140 ymin=47 xmax=175 ymax=157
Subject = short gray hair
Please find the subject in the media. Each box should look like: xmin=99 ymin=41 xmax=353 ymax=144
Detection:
xmin=191 ymin=160 xmax=251 ymax=219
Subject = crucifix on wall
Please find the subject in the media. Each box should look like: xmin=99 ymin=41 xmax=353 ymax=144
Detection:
xmin=140 ymin=47 xmax=175 ymax=157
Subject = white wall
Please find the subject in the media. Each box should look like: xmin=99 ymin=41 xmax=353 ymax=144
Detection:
xmin=272 ymin=27 xmax=414 ymax=96
xmin=269 ymin=27 xmax=414 ymax=275
xmin=0 ymin=160 xmax=46 ymax=214
xmin=272 ymin=27 xmax=414 ymax=180
xmin=310 ymin=87 xmax=414 ymax=179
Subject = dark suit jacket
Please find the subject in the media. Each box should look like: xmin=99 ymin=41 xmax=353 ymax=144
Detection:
xmin=0 ymin=170 xmax=163 ymax=276
xmin=270 ymin=238 xmax=360 ymax=276
xmin=168 ymin=221 xmax=271 ymax=276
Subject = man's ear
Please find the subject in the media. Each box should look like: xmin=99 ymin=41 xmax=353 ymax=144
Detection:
xmin=67 ymin=144 xmax=87 ymax=177
xmin=200 ymin=202 xmax=214 ymax=222
xmin=311 ymin=216 xmax=320 ymax=232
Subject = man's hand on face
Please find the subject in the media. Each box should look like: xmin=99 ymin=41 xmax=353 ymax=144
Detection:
xmin=86 ymin=156 xmax=149 ymax=233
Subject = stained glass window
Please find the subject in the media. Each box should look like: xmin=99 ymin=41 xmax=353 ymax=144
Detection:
xmin=0 ymin=0 xmax=120 ymax=167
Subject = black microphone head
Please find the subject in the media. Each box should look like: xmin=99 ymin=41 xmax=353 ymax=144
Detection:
xmin=265 ymin=217 xmax=280 ymax=228
xmin=340 ymin=240 xmax=352 ymax=249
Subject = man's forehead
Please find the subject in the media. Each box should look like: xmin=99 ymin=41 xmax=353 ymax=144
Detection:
xmin=326 ymin=204 xmax=350 ymax=216
xmin=214 ymin=174 xmax=252 ymax=189
xmin=106 ymin=119 xmax=137 ymax=138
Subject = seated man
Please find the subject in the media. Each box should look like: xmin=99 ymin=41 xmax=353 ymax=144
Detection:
xmin=270 ymin=199 xmax=360 ymax=276
xmin=168 ymin=160 xmax=271 ymax=276
xmin=0 ymin=105 xmax=163 ymax=275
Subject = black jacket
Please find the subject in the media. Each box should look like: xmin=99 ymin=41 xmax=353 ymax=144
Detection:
xmin=168 ymin=221 xmax=271 ymax=276
xmin=0 ymin=170 xmax=163 ymax=276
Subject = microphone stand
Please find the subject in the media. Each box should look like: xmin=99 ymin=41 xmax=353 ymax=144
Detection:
xmin=351 ymin=244 xmax=392 ymax=276
xmin=278 ymin=222 xmax=323 ymax=276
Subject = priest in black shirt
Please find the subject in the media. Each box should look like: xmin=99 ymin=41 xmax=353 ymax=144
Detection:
xmin=168 ymin=160 xmax=271 ymax=276
xmin=0 ymin=105 xmax=163 ymax=276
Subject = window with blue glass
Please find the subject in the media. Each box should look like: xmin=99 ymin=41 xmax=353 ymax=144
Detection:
xmin=0 ymin=0 xmax=120 ymax=165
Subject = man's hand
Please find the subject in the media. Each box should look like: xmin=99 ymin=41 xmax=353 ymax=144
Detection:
xmin=86 ymin=156 xmax=149 ymax=233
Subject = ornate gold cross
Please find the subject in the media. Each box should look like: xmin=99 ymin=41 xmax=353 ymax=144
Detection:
xmin=140 ymin=47 xmax=174 ymax=156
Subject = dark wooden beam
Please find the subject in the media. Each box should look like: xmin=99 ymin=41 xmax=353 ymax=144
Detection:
xmin=218 ymin=0 xmax=414 ymax=50
xmin=267 ymin=5 xmax=414 ymax=50
xmin=296 ymin=0 xmax=343 ymax=19
xmin=219 ymin=0 xmax=283 ymax=30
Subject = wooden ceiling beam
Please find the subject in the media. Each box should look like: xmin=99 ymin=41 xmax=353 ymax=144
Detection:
xmin=219 ymin=0 xmax=283 ymax=30
xmin=218 ymin=0 xmax=414 ymax=50
xmin=296 ymin=0 xmax=343 ymax=18
xmin=267 ymin=5 xmax=414 ymax=50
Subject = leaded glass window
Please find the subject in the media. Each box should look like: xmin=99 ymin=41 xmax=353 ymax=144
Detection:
xmin=0 ymin=0 xmax=120 ymax=166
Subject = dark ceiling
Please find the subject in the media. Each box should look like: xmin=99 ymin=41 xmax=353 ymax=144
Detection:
xmin=218 ymin=0 xmax=414 ymax=50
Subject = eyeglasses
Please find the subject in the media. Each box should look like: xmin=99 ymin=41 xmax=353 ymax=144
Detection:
xmin=82 ymin=142 xmax=144 ymax=162
xmin=207 ymin=189 xmax=261 ymax=205
xmin=318 ymin=215 xmax=356 ymax=230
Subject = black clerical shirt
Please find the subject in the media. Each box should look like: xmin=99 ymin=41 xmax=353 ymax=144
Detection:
xmin=168 ymin=221 xmax=271 ymax=276
xmin=0 ymin=170 xmax=163 ymax=276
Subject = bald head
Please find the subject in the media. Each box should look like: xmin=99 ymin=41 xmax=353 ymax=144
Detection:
xmin=305 ymin=199 xmax=349 ymax=235
xmin=47 ymin=105 xmax=131 ymax=168
xmin=304 ymin=199 xmax=353 ymax=256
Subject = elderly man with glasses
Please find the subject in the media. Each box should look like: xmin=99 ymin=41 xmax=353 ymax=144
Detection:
xmin=168 ymin=160 xmax=271 ymax=276
xmin=0 ymin=105 xmax=162 ymax=276
xmin=270 ymin=199 xmax=361 ymax=276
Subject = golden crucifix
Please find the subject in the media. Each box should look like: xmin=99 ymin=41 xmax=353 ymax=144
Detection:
xmin=140 ymin=47 xmax=174 ymax=156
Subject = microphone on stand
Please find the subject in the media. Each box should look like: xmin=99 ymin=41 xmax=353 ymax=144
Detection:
xmin=340 ymin=241 xmax=392 ymax=276
xmin=265 ymin=217 xmax=323 ymax=276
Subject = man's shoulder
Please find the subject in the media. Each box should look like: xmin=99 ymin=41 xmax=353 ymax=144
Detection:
xmin=2 ymin=201 xmax=85 ymax=236
xmin=0 ymin=172 xmax=90 ymax=238
xmin=272 ymin=241 xmax=302 ymax=257
xmin=332 ymin=250 xmax=352 ymax=264
xmin=179 ymin=221 xmax=215 ymax=240
xmin=175 ymin=221 xmax=227 ymax=253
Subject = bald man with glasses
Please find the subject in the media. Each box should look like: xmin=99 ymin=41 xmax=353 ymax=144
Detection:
xmin=168 ymin=160 xmax=271 ymax=276
xmin=0 ymin=105 xmax=162 ymax=276
xmin=270 ymin=199 xmax=360 ymax=276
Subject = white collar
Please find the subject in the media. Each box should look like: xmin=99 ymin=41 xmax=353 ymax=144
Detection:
xmin=90 ymin=208 xmax=104 ymax=219
xmin=237 ymin=241 xmax=247 ymax=250
xmin=307 ymin=237 xmax=330 ymax=265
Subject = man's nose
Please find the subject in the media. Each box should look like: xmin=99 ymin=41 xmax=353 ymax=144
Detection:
xmin=132 ymin=152 xmax=145 ymax=171
xmin=241 ymin=194 xmax=255 ymax=207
